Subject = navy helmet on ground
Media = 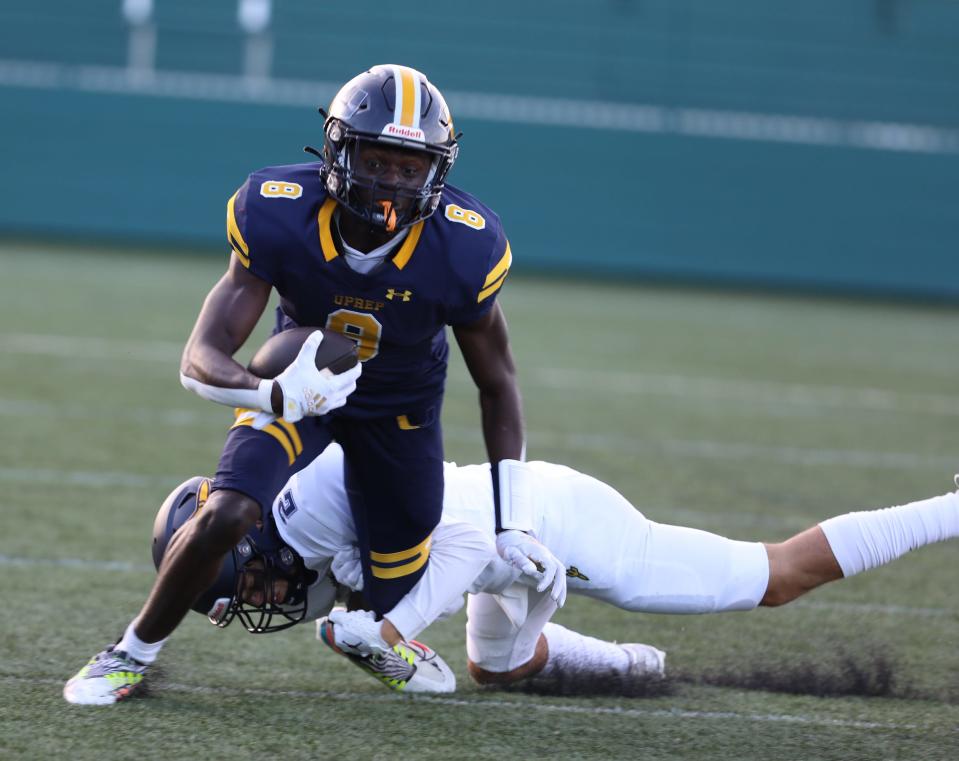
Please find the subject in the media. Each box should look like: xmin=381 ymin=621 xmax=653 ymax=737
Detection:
xmin=151 ymin=476 xmax=319 ymax=633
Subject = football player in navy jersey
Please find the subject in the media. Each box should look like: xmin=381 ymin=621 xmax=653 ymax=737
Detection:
xmin=64 ymin=64 xmax=565 ymax=705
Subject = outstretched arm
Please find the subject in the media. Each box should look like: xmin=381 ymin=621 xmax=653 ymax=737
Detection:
xmin=454 ymin=305 xmax=567 ymax=604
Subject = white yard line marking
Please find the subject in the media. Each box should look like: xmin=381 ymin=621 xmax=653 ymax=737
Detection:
xmin=0 ymin=397 xmax=222 ymax=427
xmin=0 ymin=467 xmax=180 ymax=488
xmin=658 ymin=437 xmax=951 ymax=470
xmin=0 ymin=333 xmax=181 ymax=361
xmin=533 ymin=367 xmax=959 ymax=417
xmin=4 ymin=676 xmax=931 ymax=731
xmin=444 ymin=424 xmax=958 ymax=472
xmin=0 ymin=554 xmax=153 ymax=573
xmin=2 ymin=59 xmax=958 ymax=156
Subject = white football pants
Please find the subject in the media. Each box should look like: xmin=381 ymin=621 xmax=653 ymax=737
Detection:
xmin=467 ymin=467 xmax=769 ymax=672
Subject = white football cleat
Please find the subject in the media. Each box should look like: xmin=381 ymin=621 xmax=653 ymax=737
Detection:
xmin=63 ymin=645 xmax=148 ymax=705
xmin=620 ymin=643 xmax=667 ymax=678
xmin=317 ymin=615 xmax=456 ymax=693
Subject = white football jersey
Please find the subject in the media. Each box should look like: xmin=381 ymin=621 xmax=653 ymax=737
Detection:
xmin=272 ymin=444 xmax=504 ymax=572
xmin=271 ymin=444 xmax=516 ymax=636
xmin=272 ymin=444 xmax=587 ymax=593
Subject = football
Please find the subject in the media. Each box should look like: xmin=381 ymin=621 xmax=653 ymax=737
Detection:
xmin=247 ymin=326 xmax=359 ymax=379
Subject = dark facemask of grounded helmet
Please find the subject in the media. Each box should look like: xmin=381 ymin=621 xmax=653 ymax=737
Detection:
xmin=310 ymin=64 xmax=460 ymax=232
xmin=152 ymin=477 xmax=319 ymax=633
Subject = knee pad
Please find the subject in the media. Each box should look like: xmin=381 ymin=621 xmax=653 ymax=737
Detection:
xmin=466 ymin=586 xmax=555 ymax=673
xmin=466 ymin=593 xmax=523 ymax=673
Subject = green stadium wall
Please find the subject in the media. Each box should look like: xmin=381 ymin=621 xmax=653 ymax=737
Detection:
xmin=1 ymin=1 xmax=957 ymax=298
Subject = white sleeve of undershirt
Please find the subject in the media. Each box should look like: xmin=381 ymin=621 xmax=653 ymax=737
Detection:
xmin=180 ymin=372 xmax=274 ymax=412
xmin=384 ymin=520 xmax=497 ymax=641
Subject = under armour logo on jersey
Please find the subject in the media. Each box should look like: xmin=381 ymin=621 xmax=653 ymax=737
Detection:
xmin=386 ymin=289 xmax=412 ymax=302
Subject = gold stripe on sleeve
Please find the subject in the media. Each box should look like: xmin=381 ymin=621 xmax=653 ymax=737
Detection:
xmin=477 ymin=271 xmax=508 ymax=303
xmin=483 ymin=242 xmax=512 ymax=288
xmin=227 ymin=191 xmax=250 ymax=259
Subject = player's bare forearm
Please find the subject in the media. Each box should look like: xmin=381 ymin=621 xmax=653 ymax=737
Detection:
xmin=180 ymin=257 xmax=272 ymax=389
xmin=478 ymin=381 xmax=524 ymax=461
xmin=453 ymin=303 xmax=526 ymax=461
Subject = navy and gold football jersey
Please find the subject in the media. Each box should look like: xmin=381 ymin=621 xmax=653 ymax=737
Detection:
xmin=227 ymin=162 xmax=511 ymax=418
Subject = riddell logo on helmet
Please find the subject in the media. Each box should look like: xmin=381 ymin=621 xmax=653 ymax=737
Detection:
xmin=382 ymin=123 xmax=426 ymax=141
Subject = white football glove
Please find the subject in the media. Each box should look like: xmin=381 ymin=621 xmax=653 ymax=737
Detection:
xmin=331 ymin=547 xmax=364 ymax=591
xmin=325 ymin=609 xmax=389 ymax=657
xmin=495 ymin=529 xmax=567 ymax=607
xmin=274 ymin=330 xmax=361 ymax=423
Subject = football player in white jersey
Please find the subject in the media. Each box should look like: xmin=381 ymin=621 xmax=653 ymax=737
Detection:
xmin=66 ymin=440 xmax=959 ymax=703
xmin=282 ymin=444 xmax=959 ymax=691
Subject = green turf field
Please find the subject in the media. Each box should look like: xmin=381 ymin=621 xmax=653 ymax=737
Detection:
xmin=1 ymin=241 xmax=957 ymax=760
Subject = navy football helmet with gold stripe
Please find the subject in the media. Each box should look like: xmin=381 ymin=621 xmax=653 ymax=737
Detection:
xmin=152 ymin=476 xmax=317 ymax=633
xmin=314 ymin=64 xmax=459 ymax=231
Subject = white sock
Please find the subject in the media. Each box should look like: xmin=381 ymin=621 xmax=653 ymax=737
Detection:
xmin=819 ymin=489 xmax=959 ymax=577
xmin=116 ymin=620 xmax=168 ymax=665
xmin=539 ymin=622 xmax=630 ymax=676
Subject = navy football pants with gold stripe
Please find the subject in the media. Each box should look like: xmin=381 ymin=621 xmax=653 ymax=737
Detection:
xmin=214 ymin=407 xmax=443 ymax=616
xmin=334 ymin=410 xmax=444 ymax=615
